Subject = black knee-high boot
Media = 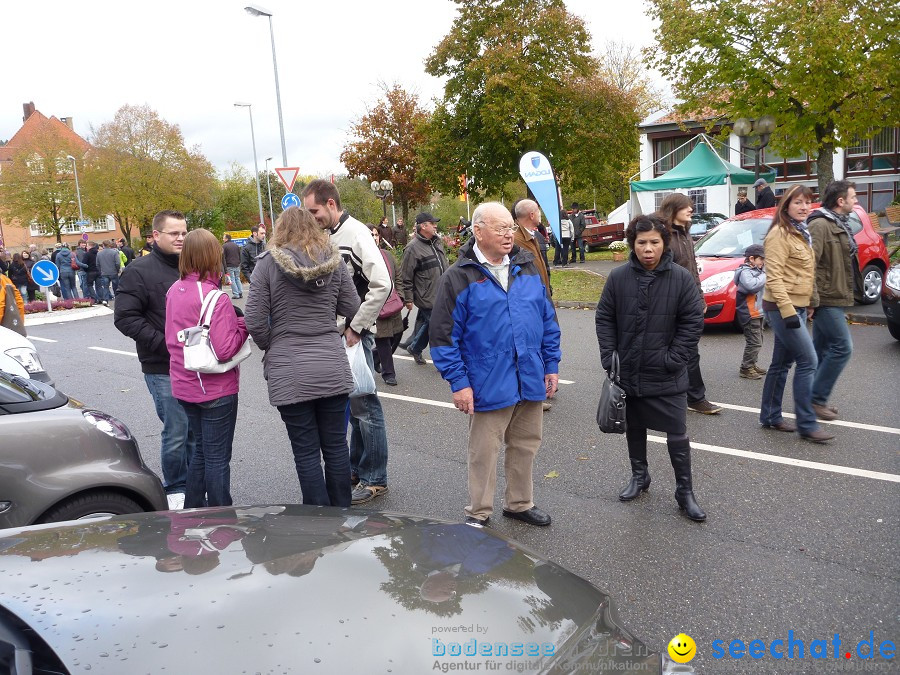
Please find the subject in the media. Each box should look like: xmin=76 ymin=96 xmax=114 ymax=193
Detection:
xmin=619 ymin=428 xmax=650 ymax=501
xmin=667 ymin=437 xmax=706 ymax=521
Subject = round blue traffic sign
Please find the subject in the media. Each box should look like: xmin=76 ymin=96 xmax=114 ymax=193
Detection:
xmin=281 ymin=192 xmax=301 ymax=210
xmin=31 ymin=260 xmax=60 ymax=287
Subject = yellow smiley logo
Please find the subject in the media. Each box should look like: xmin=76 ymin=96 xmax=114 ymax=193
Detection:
xmin=667 ymin=633 xmax=697 ymax=663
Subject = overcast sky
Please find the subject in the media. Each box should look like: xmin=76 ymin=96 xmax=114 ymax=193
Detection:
xmin=2 ymin=0 xmax=661 ymax=177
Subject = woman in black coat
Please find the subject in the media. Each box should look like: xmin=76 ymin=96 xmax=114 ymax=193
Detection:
xmin=595 ymin=215 xmax=707 ymax=521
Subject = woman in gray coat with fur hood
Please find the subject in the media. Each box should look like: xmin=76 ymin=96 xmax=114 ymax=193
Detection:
xmin=245 ymin=207 xmax=360 ymax=507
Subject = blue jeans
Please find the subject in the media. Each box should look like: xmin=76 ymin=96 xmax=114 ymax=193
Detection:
xmin=227 ymin=267 xmax=243 ymax=297
xmin=811 ymin=306 xmax=852 ymax=406
xmin=348 ymin=333 xmax=389 ymax=486
xmin=77 ymin=270 xmax=92 ymax=299
xmin=569 ymin=236 xmax=586 ymax=262
xmin=407 ymin=307 xmax=432 ymax=354
xmin=98 ymin=275 xmax=116 ymax=302
xmin=180 ymin=394 xmax=238 ymax=508
xmin=144 ymin=373 xmax=195 ymax=493
xmin=278 ymin=394 xmax=351 ymax=506
xmin=760 ymin=309 xmax=819 ymax=434
xmin=59 ymin=273 xmax=76 ymax=300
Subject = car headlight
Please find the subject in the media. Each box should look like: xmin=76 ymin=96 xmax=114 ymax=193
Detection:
xmin=701 ymin=271 xmax=734 ymax=294
xmin=886 ymin=266 xmax=900 ymax=292
xmin=83 ymin=410 xmax=133 ymax=441
xmin=4 ymin=347 xmax=44 ymax=374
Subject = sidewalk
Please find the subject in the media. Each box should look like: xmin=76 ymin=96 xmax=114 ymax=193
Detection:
xmin=25 ymin=305 xmax=113 ymax=326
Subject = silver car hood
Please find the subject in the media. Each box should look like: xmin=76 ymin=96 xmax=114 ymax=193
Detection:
xmin=0 ymin=505 xmax=661 ymax=673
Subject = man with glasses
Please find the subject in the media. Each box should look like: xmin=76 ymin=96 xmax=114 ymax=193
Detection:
xmin=114 ymin=210 xmax=195 ymax=510
xmin=430 ymin=202 xmax=561 ymax=528
xmin=399 ymin=212 xmax=449 ymax=365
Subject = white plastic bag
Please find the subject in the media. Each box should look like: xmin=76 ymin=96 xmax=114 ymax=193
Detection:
xmin=345 ymin=339 xmax=376 ymax=397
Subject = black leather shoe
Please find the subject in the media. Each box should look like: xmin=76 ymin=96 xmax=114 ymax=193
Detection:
xmin=502 ymin=506 xmax=551 ymax=526
xmin=382 ymin=375 xmax=397 ymax=386
xmin=761 ymin=420 xmax=796 ymax=432
xmin=465 ymin=516 xmax=489 ymax=527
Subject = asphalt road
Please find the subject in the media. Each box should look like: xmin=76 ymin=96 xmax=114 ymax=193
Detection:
xmin=25 ymin=305 xmax=899 ymax=674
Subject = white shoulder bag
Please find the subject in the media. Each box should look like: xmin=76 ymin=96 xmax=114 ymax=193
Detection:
xmin=177 ymin=282 xmax=251 ymax=374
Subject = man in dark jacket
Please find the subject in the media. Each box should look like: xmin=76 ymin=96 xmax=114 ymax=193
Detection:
xmin=734 ymin=188 xmax=756 ymax=215
xmin=222 ymin=233 xmax=243 ymax=298
xmin=84 ymin=241 xmax=101 ymax=303
xmin=808 ymin=180 xmax=858 ymax=422
xmin=399 ymin=212 xmax=448 ymax=364
xmin=568 ymin=202 xmax=587 ymax=264
xmin=240 ymin=225 xmax=266 ymax=282
xmin=118 ymin=238 xmax=135 ymax=266
xmin=430 ymin=202 xmax=561 ymax=528
xmin=753 ymin=178 xmax=776 ymax=209
xmin=114 ymin=210 xmax=195 ymax=509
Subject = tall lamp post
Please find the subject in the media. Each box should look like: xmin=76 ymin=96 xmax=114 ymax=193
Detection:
xmin=235 ymin=102 xmax=266 ymax=226
xmin=245 ymin=4 xmax=288 ymax=167
xmin=733 ymin=115 xmax=777 ymax=180
xmin=66 ymin=154 xmax=84 ymax=222
xmin=370 ymin=180 xmax=393 ymax=222
xmin=264 ymin=156 xmax=275 ymax=226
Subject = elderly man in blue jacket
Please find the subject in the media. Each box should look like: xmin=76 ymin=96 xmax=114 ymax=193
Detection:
xmin=430 ymin=202 xmax=561 ymax=528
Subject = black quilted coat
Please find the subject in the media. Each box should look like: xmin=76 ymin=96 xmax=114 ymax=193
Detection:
xmin=595 ymin=250 xmax=704 ymax=398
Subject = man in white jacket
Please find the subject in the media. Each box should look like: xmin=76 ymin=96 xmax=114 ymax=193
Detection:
xmin=302 ymin=179 xmax=393 ymax=505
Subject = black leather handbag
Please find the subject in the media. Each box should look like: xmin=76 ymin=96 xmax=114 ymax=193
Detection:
xmin=596 ymin=351 xmax=627 ymax=434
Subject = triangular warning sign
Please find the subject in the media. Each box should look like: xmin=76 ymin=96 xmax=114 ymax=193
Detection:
xmin=275 ymin=167 xmax=300 ymax=193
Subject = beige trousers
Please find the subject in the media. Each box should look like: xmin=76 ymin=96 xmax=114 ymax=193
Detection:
xmin=465 ymin=400 xmax=543 ymax=520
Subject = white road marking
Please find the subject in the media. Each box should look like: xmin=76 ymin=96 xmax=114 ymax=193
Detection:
xmin=89 ymin=346 xmax=138 ymax=357
xmin=711 ymin=401 xmax=900 ymax=435
xmin=88 ymin=346 xmax=896 ymax=481
xmin=648 ymin=435 xmax=900 ymax=483
xmin=27 ymin=336 xmax=57 ymax=343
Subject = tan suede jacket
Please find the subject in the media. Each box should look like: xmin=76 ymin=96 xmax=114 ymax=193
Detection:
xmin=762 ymin=225 xmax=816 ymax=318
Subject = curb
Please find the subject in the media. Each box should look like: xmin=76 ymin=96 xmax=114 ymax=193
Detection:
xmin=555 ymin=301 xmax=596 ymax=310
xmin=846 ymin=312 xmax=887 ymax=326
xmin=25 ymin=305 xmax=113 ymax=326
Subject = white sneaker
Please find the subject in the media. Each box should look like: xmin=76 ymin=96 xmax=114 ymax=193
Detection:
xmin=166 ymin=493 xmax=185 ymax=510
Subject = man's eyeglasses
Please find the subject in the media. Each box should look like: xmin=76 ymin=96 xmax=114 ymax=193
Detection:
xmin=488 ymin=224 xmax=519 ymax=236
xmin=160 ymin=231 xmax=188 ymax=239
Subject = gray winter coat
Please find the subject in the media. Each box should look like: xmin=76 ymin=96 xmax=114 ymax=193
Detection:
xmin=244 ymin=244 xmax=360 ymax=407
xmin=97 ymin=247 xmax=121 ymax=276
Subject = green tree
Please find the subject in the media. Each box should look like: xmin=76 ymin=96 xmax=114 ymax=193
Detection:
xmin=83 ymin=104 xmax=217 ymax=243
xmin=340 ymin=84 xmax=432 ymax=224
xmin=216 ymin=163 xmax=259 ymax=230
xmin=646 ymin=0 xmax=900 ymax=193
xmin=0 ymin=122 xmax=86 ymax=243
xmin=334 ymin=176 xmax=389 ymax=225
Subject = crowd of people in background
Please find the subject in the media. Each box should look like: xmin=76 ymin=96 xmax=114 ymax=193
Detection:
xmin=2 ymin=177 xmax=861 ymax=525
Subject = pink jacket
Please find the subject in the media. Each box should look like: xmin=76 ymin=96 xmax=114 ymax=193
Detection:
xmin=165 ymin=273 xmax=248 ymax=402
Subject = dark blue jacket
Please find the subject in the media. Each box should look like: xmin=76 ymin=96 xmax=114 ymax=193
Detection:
xmin=429 ymin=239 xmax=561 ymax=412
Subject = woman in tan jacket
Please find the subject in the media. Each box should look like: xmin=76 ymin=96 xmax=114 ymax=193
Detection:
xmin=759 ymin=184 xmax=834 ymax=443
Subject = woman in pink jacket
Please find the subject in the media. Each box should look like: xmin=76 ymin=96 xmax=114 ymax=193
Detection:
xmin=165 ymin=229 xmax=248 ymax=508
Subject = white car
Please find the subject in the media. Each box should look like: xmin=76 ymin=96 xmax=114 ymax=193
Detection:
xmin=0 ymin=325 xmax=53 ymax=385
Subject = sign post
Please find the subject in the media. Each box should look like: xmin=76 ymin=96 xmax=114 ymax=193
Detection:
xmin=31 ymin=260 xmax=60 ymax=313
xmin=281 ymin=193 xmax=301 ymax=210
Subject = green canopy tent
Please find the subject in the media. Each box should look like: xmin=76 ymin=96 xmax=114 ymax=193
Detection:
xmin=630 ymin=138 xmax=776 ymax=216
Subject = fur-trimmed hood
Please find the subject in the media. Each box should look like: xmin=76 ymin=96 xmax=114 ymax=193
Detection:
xmin=262 ymin=244 xmax=343 ymax=289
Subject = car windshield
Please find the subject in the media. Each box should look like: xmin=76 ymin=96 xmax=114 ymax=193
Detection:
xmin=695 ymin=217 xmax=771 ymax=257
xmin=0 ymin=371 xmax=49 ymax=403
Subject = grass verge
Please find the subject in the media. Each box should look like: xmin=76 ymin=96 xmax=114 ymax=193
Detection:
xmin=551 ymin=269 xmax=605 ymax=304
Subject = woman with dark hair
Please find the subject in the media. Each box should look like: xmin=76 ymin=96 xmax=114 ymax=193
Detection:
xmin=9 ymin=253 xmax=30 ymax=301
xmin=21 ymin=251 xmax=39 ymax=302
xmin=759 ymin=184 xmax=834 ymax=443
xmin=595 ymin=214 xmax=707 ymax=521
xmin=656 ymin=193 xmax=721 ymax=415
xmin=165 ymin=228 xmax=249 ymax=508
xmin=370 ymin=226 xmax=403 ymax=386
xmin=245 ymin=206 xmax=360 ymax=507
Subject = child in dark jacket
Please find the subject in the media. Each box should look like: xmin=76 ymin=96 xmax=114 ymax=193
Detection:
xmin=734 ymin=244 xmax=767 ymax=379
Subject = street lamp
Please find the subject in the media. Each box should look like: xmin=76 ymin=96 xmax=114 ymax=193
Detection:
xmin=264 ymin=156 xmax=275 ymax=226
xmin=234 ymin=102 xmax=266 ymax=226
xmin=245 ymin=4 xmax=288 ymax=167
xmin=66 ymin=154 xmax=84 ymax=222
xmin=370 ymin=179 xmax=393 ymax=221
xmin=733 ymin=115 xmax=777 ymax=180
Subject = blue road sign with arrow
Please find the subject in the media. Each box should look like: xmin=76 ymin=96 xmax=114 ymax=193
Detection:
xmin=281 ymin=193 xmax=301 ymax=210
xmin=31 ymin=260 xmax=60 ymax=287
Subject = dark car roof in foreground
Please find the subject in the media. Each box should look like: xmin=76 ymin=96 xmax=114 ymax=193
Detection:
xmin=0 ymin=505 xmax=660 ymax=674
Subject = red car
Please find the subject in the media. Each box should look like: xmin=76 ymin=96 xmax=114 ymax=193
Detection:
xmin=696 ymin=204 xmax=890 ymax=326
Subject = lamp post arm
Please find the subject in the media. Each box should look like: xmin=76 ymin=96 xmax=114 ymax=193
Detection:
xmin=268 ymin=15 xmax=288 ymax=167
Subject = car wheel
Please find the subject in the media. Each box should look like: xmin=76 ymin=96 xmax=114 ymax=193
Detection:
xmin=36 ymin=492 xmax=145 ymax=525
xmin=889 ymin=320 xmax=900 ymax=341
xmin=859 ymin=264 xmax=883 ymax=304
